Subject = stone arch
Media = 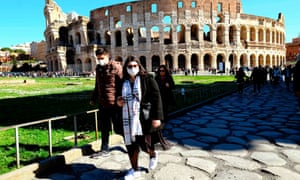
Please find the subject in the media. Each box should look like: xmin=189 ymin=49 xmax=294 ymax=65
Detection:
xmin=164 ymin=54 xmax=173 ymax=70
xmin=163 ymin=26 xmax=173 ymax=44
xmin=178 ymin=54 xmax=186 ymax=70
xmin=85 ymin=58 xmax=92 ymax=72
xmin=126 ymin=27 xmax=134 ymax=46
xmin=140 ymin=56 xmax=147 ymax=70
xmin=75 ymin=32 xmax=81 ymax=45
xmin=266 ymin=55 xmax=271 ymax=66
xmin=177 ymin=25 xmax=186 ymax=43
xmin=240 ymin=26 xmax=247 ymax=42
xmin=240 ymin=53 xmax=248 ymax=68
xmin=258 ymin=54 xmax=264 ymax=66
xmin=265 ymin=29 xmax=271 ymax=43
xmin=250 ymin=27 xmax=256 ymax=41
xmin=87 ymin=22 xmax=95 ymax=44
xmin=76 ymin=59 xmax=83 ymax=72
xmin=203 ymin=24 xmax=212 ymax=42
xmin=191 ymin=24 xmax=199 ymax=41
xmin=258 ymin=28 xmax=264 ymax=42
xmin=152 ymin=55 xmax=160 ymax=71
xmin=191 ymin=54 xmax=198 ymax=69
xmin=250 ymin=54 xmax=256 ymax=67
xmin=203 ymin=53 xmax=212 ymax=70
xmin=115 ymin=30 xmax=122 ymax=47
xmin=105 ymin=30 xmax=111 ymax=45
xmin=138 ymin=26 xmax=147 ymax=43
xmin=59 ymin=26 xmax=68 ymax=46
xmin=216 ymin=54 xmax=225 ymax=72
xmin=229 ymin=25 xmax=237 ymax=45
xmin=151 ymin=26 xmax=159 ymax=42
xmin=216 ymin=25 xmax=225 ymax=44
xmin=66 ymin=50 xmax=75 ymax=65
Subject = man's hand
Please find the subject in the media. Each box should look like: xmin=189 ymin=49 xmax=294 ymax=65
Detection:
xmin=152 ymin=120 xmax=161 ymax=128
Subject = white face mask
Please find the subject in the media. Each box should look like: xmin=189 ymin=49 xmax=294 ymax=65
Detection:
xmin=97 ymin=57 xmax=109 ymax=66
xmin=127 ymin=67 xmax=139 ymax=76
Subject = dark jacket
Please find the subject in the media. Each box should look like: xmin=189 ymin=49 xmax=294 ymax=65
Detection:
xmin=154 ymin=75 xmax=175 ymax=106
xmin=91 ymin=60 xmax=122 ymax=108
xmin=293 ymin=62 xmax=300 ymax=92
xmin=130 ymin=74 xmax=164 ymax=134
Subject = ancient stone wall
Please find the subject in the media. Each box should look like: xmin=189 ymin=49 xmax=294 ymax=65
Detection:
xmin=44 ymin=0 xmax=286 ymax=74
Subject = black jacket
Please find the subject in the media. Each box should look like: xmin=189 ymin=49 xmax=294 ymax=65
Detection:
xmin=123 ymin=74 xmax=164 ymax=134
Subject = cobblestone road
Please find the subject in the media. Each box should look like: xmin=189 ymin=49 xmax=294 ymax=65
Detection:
xmin=36 ymin=82 xmax=300 ymax=180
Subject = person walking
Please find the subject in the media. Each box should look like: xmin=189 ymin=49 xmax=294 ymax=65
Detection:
xmin=282 ymin=64 xmax=292 ymax=90
xmin=292 ymin=57 xmax=300 ymax=114
xmin=235 ymin=67 xmax=247 ymax=94
xmin=250 ymin=66 xmax=264 ymax=94
xmin=154 ymin=64 xmax=175 ymax=150
xmin=89 ymin=48 xmax=123 ymax=157
xmin=117 ymin=57 xmax=163 ymax=180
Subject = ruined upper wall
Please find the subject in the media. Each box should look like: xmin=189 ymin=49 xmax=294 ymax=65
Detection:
xmin=90 ymin=0 xmax=242 ymax=24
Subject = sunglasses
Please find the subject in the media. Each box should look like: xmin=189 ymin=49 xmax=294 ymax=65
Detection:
xmin=159 ymin=70 xmax=165 ymax=72
xmin=127 ymin=64 xmax=138 ymax=68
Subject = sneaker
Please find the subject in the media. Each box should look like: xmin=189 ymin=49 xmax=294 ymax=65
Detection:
xmin=149 ymin=151 xmax=158 ymax=170
xmin=90 ymin=150 xmax=110 ymax=158
xmin=124 ymin=168 xmax=141 ymax=180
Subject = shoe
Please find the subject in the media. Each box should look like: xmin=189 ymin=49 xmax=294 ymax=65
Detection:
xmin=149 ymin=151 xmax=158 ymax=170
xmin=90 ymin=150 xmax=110 ymax=158
xmin=124 ymin=168 xmax=141 ymax=180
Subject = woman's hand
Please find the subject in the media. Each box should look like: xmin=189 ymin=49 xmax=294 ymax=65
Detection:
xmin=152 ymin=120 xmax=161 ymax=128
xmin=116 ymin=96 xmax=124 ymax=107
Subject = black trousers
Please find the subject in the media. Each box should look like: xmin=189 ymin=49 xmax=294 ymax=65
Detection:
xmin=98 ymin=106 xmax=122 ymax=150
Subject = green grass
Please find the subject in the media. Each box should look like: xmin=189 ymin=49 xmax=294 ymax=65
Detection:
xmin=0 ymin=75 xmax=236 ymax=174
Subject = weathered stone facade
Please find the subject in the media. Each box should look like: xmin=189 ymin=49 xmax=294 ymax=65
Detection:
xmin=44 ymin=0 xmax=286 ymax=73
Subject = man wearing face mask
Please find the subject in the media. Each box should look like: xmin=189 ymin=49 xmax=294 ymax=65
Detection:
xmin=90 ymin=48 xmax=123 ymax=157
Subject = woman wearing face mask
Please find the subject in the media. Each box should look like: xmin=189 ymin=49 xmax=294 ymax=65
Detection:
xmin=117 ymin=56 xmax=163 ymax=179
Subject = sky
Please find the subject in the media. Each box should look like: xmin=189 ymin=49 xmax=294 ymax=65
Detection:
xmin=0 ymin=0 xmax=299 ymax=48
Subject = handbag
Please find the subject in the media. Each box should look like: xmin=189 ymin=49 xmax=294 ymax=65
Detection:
xmin=141 ymin=102 xmax=151 ymax=121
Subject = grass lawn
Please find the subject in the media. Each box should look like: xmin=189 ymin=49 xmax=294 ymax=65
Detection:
xmin=0 ymin=75 xmax=236 ymax=174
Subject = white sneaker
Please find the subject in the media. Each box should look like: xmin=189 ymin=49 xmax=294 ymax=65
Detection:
xmin=124 ymin=168 xmax=141 ymax=180
xmin=149 ymin=151 xmax=158 ymax=170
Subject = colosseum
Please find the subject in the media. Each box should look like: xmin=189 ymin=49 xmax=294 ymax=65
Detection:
xmin=44 ymin=0 xmax=286 ymax=74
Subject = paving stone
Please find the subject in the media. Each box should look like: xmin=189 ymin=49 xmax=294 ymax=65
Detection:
xmin=212 ymin=144 xmax=248 ymax=157
xmin=186 ymin=157 xmax=217 ymax=173
xmin=214 ymin=155 xmax=261 ymax=170
xmin=251 ymin=152 xmax=286 ymax=166
xmin=282 ymin=149 xmax=300 ymax=163
xmin=213 ymin=169 xmax=263 ymax=180
xmin=262 ymin=167 xmax=300 ymax=180
xmin=153 ymin=163 xmax=209 ymax=180
xmin=180 ymin=149 xmax=210 ymax=158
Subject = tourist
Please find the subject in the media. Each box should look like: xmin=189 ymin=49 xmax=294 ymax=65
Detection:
xmin=117 ymin=57 xmax=163 ymax=179
xmin=89 ymin=48 xmax=123 ymax=157
xmin=154 ymin=64 xmax=175 ymax=150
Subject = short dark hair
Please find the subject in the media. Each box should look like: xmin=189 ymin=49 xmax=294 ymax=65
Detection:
xmin=95 ymin=48 xmax=109 ymax=56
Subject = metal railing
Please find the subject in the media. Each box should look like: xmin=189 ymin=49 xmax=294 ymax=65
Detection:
xmin=0 ymin=109 xmax=99 ymax=169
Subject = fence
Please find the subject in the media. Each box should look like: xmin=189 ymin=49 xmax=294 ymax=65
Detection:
xmin=0 ymin=81 xmax=236 ymax=173
xmin=0 ymin=109 xmax=99 ymax=170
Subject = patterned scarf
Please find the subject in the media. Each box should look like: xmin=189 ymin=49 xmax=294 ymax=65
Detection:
xmin=122 ymin=76 xmax=143 ymax=145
